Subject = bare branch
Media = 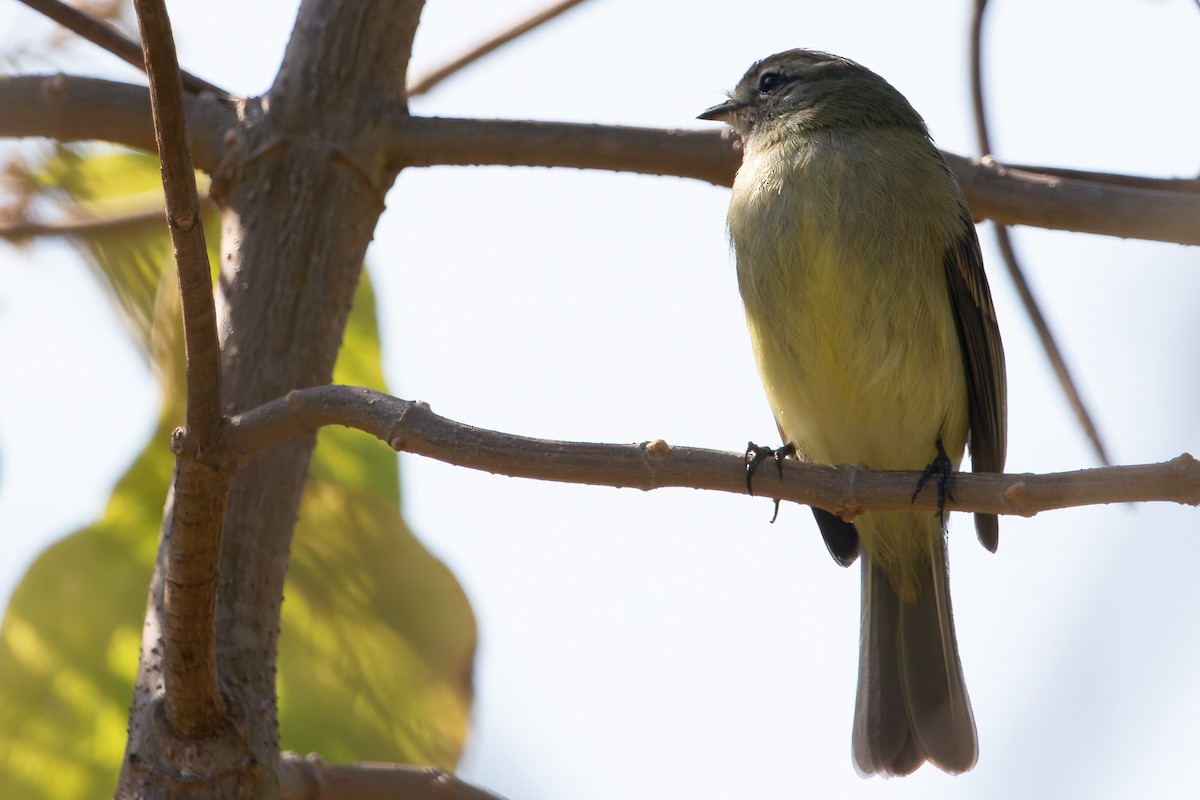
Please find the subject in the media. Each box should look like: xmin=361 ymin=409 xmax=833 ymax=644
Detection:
xmin=0 ymin=196 xmax=217 ymax=241
xmin=993 ymin=229 xmax=1111 ymax=464
xmin=134 ymin=0 xmax=226 ymax=738
xmin=0 ymin=74 xmax=233 ymax=172
xmin=969 ymin=0 xmax=1110 ymax=465
xmin=388 ymin=116 xmax=1200 ymax=246
xmin=16 ymin=0 xmax=227 ymax=96
xmin=2 ymin=76 xmax=1196 ymax=247
xmin=392 ymin=115 xmax=741 ymax=183
xmin=136 ymin=4 xmax=222 ymax=445
xmin=279 ymin=756 xmax=507 ymax=800
xmin=1 ymin=205 xmax=158 ymax=239
xmin=408 ymin=0 xmax=591 ymax=97
xmin=968 ymin=0 xmax=991 ymax=156
xmin=221 ymin=385 xmax=1200 ymax=519
xmin=1001 ymin=164 xmax=1200 ymax=194
xmin=945 ymin=154 xmax=1200 ymax=245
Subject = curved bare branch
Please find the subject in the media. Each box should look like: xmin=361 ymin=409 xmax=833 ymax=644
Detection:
xmin=969 ymin=0 xmax=1110 ymax=466
xmin=408 ymin=0 xmax=592 ymax=97
xmin=222 ymin=385 xmax=1200 ymax=519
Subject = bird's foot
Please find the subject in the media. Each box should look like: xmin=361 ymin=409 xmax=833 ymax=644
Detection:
xmin=912 ymin=439 xmax=955 ymax=527
xmin=745 ymin=441 xmax=795 ymax=523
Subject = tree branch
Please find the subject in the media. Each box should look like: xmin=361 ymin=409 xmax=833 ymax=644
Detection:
xmin=3 ymin=77 xmax=1196 ymax=247
xmin=0 ymin=196 xmax=218 ymax=241
xmin=17 ymin=0 xmax=228 ymax=95
xmin=945 ymin=153 xmax=1200 ymax=245
xmin=16 ymin=0 xmax=226 ymax=96
xmin=136 ymin=3 xmax=222 ymax=443
xmin=278 ymin=756 xmax=507 ymax=800
xmin=388 ymin=116 xmax=1200 ymax=246
xmin=0 ymin=204 xmax=162 ymax=240
xmin=122 ymin=2 xmax=432 ymax=795
xmin=391 ymin=114 xmax=738 ymax=183
xmin=134 ymin=0 xmax=227 ymax=738
xmin=0 ymin=74 xmax=233 ymax=172
xmin=221 ymin=385 xmax=1200 ymax=519
xmin=1002 ymin=164 xmax=1200 ymax=194
xmin=969 ymin=0 xmax=1110 ymax=465
xmin=408 ymin=0 xmax=591 ymax=97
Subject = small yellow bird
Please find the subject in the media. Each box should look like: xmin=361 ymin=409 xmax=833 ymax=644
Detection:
xmin=700 ymin=50 xmax=1006 ymax=776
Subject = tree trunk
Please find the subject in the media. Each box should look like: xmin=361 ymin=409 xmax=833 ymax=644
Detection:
xmin=117 ymin=2 xmax=425 ymax=796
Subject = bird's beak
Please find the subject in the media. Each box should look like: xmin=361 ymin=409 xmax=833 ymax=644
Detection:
xmin=697 ymin=99 xmax=745 ymax=123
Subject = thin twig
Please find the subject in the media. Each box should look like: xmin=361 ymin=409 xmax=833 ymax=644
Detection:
xmin=407 ymin=0 xmax=591 ymax=97
xmin=0 ymin=206 xmax=160 ymax=239
xmin=0 ymin=197 xmax=216 ymax=240
xmin=136 ymin=7 xmax=221 ymax=441
xmin=970 ymin=0 xmax=1111 ymax=465
xmin=16 ymin=0 xmax=227 ymax=96
xmin=992 ymin=229 xmax=1110 ymax=464
xmin=222 ymin=385 xmax=1200 ymax=518
xmin=134 ymin=0 xmax=228 ymax=739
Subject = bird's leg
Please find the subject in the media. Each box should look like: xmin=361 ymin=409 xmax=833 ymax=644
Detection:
xmin=744 ymin=441 xmax=795 ymax=493
xmin=912 ymin=439 xmax=955 ymax=527
xmin=745 ymin=441 xmax=796 ymax=523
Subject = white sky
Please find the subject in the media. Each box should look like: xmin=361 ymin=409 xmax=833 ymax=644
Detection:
xmin=2 ymin=1 xmax=1199 ymax=798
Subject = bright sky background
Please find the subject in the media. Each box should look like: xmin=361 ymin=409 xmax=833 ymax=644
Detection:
xmin=2 ymin=1 xmax=1200 ymax=798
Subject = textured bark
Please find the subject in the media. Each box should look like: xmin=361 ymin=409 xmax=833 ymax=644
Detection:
xmin=117 ymin=2 xmax=425 ymax=797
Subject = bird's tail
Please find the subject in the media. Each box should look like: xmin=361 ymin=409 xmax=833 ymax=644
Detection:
xmin=851 ymin=514 xmax=977 ymax=776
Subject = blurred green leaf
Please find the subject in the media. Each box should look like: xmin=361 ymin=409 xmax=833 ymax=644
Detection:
xmin=0 ymin=148 xmax=476 ymax=798
xmin=280 ymin=262 xmax=476 ymax=766
xmin=32 ymin=148 xmax=218 ymax=361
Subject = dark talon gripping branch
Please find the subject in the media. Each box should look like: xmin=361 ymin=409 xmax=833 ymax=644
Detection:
xmin=744 ymin=441 xmax=796 ymax=523
xmin=912 ymin=438 xmax=956 ymax=527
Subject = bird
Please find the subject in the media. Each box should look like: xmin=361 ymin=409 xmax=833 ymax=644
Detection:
xmin=699 ymin=49 xmax=1006 ymax=776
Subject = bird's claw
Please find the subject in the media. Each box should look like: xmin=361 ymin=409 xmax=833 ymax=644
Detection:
xmin=912 ymin=439 xmax=955 ymax=527
xmin=745 ymin=441 xmax=795 ymax=523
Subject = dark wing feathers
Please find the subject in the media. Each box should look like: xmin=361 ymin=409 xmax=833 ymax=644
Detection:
xmin=812 ymin=507 xmax=860 ymax=567
xmin=943 ymin=207 xmax=1007 ymax=552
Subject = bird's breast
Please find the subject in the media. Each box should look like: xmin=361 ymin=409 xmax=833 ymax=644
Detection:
xmin=727 ymin=131 xmax=969 ymax=470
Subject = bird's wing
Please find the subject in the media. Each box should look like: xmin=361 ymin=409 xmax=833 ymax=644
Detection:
xmin=943 ymin=208 xmax=1007 ymax=552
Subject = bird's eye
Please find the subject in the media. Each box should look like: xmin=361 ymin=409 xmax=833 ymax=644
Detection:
xmin=758 ymin=72 xmax=783 ymax=92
